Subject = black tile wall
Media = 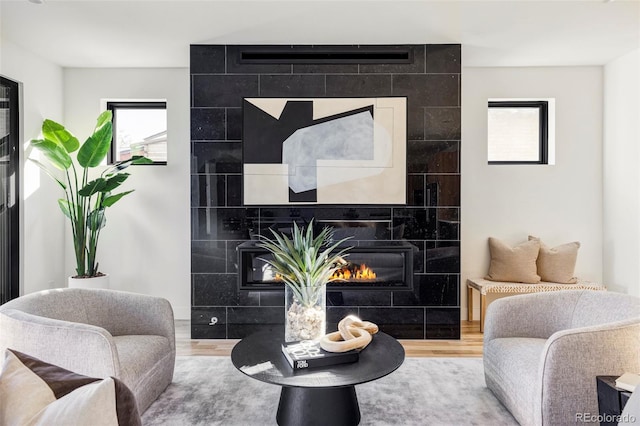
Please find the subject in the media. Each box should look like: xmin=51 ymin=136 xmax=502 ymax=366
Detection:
xmin=191 ymin=44 xmax=461 ymax=340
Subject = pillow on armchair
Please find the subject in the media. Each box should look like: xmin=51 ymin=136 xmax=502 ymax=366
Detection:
xmin=0 ymin=349 xmax=140 ymax=426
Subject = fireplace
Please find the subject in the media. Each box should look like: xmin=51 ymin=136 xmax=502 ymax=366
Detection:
xmin=237 ymin=240 xmax=414 ymax=291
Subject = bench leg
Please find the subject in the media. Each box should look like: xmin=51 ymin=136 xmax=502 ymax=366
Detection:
xmin=480 ymin=294 xmax=487 ymax=333
xmin=467 ymin=285 xmax=474 ymax=323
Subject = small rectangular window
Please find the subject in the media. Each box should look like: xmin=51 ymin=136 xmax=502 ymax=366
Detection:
xmin=488 ymin=100 xmax=548 ymax=164
xmin=107 ymin=101 xmax=167 ymax=164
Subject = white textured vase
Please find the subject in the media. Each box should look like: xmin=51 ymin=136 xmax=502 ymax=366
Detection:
xmin=68 ymin=274 xmax=110 ymax=289
xmin=284 ymin=285 xmax=326 ymax=342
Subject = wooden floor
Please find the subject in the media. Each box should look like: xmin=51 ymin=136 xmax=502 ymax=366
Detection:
xmin=176 ymin=321 xmax=483 ymax=357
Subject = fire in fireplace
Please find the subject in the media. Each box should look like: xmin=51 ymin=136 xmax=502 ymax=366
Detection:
xmin=237 ymin=241 xmax=414 ymax=291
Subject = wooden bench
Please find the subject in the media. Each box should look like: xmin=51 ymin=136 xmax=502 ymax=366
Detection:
xmin=467 ymin=278 xmax=607 ymax=332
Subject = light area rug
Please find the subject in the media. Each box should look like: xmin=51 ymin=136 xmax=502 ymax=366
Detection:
xmin=142 ymin=356 xmax=517 ymax=426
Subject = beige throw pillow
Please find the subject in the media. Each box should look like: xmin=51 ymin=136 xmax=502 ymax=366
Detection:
xmin=485 ymin=237 xmax=541 ymax=283
xmin=529 ymin=236 xmax=580 ymax=283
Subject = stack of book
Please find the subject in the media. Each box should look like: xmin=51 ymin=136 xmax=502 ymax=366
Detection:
xmin=281 ymin=340 xmax=359 ymax=371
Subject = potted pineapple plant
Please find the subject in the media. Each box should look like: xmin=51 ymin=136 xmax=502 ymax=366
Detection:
xmin=29 ymin=111 xmax=151 ymax=288
xmin=258 ymin=220 xmax=351 ymax=342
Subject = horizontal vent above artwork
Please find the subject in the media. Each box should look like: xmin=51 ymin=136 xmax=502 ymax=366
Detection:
xmin=239 ymin=48 xmax=412 ymax=64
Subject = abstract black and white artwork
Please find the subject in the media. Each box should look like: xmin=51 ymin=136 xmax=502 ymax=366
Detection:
xmin=243 ymin=97 xmax=407 ymax=205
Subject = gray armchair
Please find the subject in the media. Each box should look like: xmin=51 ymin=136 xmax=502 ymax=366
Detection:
xmin=484 ymin=290 xmax=640 ymax=426
xmin=0 ymin=288 xmax=175 ymax=413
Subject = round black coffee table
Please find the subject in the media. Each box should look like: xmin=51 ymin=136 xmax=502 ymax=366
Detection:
xmin=231 ymin=331 xmax=405 ymax=426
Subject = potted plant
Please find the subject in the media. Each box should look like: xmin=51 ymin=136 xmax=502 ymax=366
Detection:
xmin=29 ymin=111 xmax=151 ymax=288
xmin=258 ymin=220 xmax=351 ymax=342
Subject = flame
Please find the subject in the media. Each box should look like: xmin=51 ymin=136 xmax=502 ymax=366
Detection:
xmin=331 ymin=264 xmax=376 ymax=281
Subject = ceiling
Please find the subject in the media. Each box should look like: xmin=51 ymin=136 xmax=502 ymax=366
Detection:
xmin=1 ymin=0 xmax=639 ymax=68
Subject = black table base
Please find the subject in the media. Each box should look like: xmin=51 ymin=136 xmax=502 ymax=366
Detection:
xmin=277 ymin=386 xmax=360 ymax=426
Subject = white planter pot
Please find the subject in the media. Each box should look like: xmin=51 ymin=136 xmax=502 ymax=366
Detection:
xmin=68 ymin=274 xmax=110 ymax=289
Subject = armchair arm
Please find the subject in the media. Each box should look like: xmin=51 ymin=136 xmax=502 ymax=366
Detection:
xmin=484 ymin=291 xmax=584 ymax=343
xmin=80 ymin=289 xmax=175 ymax=351
xmin=535 ymin=321 xmax=640 ymax=425
xmin=0 ymin=309 xmax=121 ymax=379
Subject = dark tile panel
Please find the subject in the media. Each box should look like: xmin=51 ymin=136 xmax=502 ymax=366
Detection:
xmin=193 ymin=274 xmax=259 ymax=306
xmin=426 ymin=307 xmax=460 ymax=339
xmin=192 ymin=142 xmax=242 ymax=174
xmin=193 ymin=75 xmax=259 ymax=108
xmin=407 ymin=174 xmax=425 ymax=207
xmin=359 ymin=307 xmax=424 ymax=339
xmin=191 ymin=109 xmax=225 ymax=141
xmin=425 ymin=108 xmax=461 ymax=140
xmin=293 ymin=63 xmax=359 ymax=74
xmin=191 ymin=307 xmax=226 ymax=338
xmin=408 ymin=240 xmax=425 ymax=273
xmin=327 ymin=291 xmax=391 ymax=307
xmin=407 ymin=106 xmax=425 ymax=140
xmin=426 ymin=45 xmax=461 ymax=74
xmin=192 ymin=174 xmax=225 ymax=207
xmin=226 ymin=45 xmax=293 ymax=74
xmin=392 ymin=74 xmax=459 ymax=107
xmin=227 ymin=307 xmax=284 ymax=338
xmin=426 ymin=175 xmax=461 ymax=207
xmin=426 ymin=242 xmax=460 ymax=274
xmin=226 ymin=240 xmax=245 ymax=273
xmin=260 ymin=291 xmax=285 ymax=307
xmin=359 ymin=45 xmax=425 ymax=74
xmin=226 ymin=108 xmax=242 ymax=141
xmin=259 ymin=75 xmax=326 ymax=97
xmin=393 ymin=274 xmax=459 ymax=307
xmin=192 ymin=241 xmax=226 ymax=273
xmin=326 ymin=75 xmax=392 ymax=97
xmin=393 ymin=208 xmax=434 ymax=240
xmin=436 ymin=209 xmax=459 ymax=240
xmin=227 ymin=175 xmax=242 ymax=207
xmin=407 ymin=140 xmax=459 ymax=173
xmin=190 ymin=45 xmax=226 ymax=74
xmin=192 ymin=208 xmax=259 ymax=240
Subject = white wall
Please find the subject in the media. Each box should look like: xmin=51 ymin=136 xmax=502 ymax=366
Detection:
xmin=603 ymin=49 xmax=640 ymax=297
xmin=63 ymin=68 xmax=190 ymax=318
xmin=0 ymin=38 xmax=66 ymax=294
xmin=462 ymin=67 xmax=604 ymax=319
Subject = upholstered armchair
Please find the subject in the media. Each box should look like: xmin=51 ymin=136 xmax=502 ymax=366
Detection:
xmin=0 ymin=288 xmax=175 ymax=413
xmin=483 ymin=290 xmax=640 ymax=426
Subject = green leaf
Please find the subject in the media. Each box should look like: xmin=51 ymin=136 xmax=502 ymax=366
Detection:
xmin=30 ymin=138 xmax=72 ymax=170
xmin=77 ymin=121 xmax=112 ymax=167
xmin=42 ymin=119 xmax=80 ymax=153
xmin=102 ymin=190 xmax=134 ymax=207
xmin=87 ymin=208 xmax=106 ymax=231
xmin=58 ymin=199 xmax=72 ymax=219
xmin=95 ymin=110 xmax=112 ymax=131
xmin=131 ymin=156 xmax=153 ymax=165
xmin=28 ymin=158 xmax=66 ymax=189
xmin=103 ymin=173 xmax=129 ymax=192
xmin=79 ymin=178 xmax=107 ymax=197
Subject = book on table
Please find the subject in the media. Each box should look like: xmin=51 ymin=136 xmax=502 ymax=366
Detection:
xmin=281 ymin=340 xmax=359 ymax=370
xmin=615 ymin=372 xmax=640 ymax=392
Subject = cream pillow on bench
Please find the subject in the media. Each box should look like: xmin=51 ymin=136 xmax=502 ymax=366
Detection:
xmin=528 ymin=235 xmax=580 ymax=284
xmin=485 ymin=237 xmax=541 ymax=284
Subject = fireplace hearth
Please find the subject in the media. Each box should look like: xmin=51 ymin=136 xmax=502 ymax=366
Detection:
xmin=237 ymin=240 xmax=414 ymax=291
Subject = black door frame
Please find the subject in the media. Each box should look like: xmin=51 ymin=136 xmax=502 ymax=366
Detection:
xmin=0 ymin=75 xmax=20 ymax=303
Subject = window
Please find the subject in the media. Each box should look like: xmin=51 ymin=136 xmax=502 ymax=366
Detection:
xmin=487 ymin=100 xmax=549 ymax=164
xmin=107 ymin=101 xmax=167 ymax=164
